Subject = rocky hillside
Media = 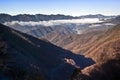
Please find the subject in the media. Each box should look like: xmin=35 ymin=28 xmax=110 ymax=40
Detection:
xmin=43 ymin=30 xmax=103 ymax=54
xmin=6 ymin=24 xmax=76 ymax=38
xmin=43 ymin=23 xmax=119 ymax=56
xmin=84 ymin=24 xmax=120 ymax=62
xmin=70 ymin=24 xmax=120 ymax=80
xmin=0 ymin=23 xmax=94 ymax=80
xmin=42 ymin=24 xmax=120 ymax=80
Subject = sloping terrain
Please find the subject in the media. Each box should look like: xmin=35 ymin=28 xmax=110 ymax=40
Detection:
xmin=71 ymin=58 xmax=120 ymax=80
xmin=0 ymin=24 xmax=94 ymax=80
xmin=43 ymin=23 xmax=118 ymax=56
xmin=41 ymin=16 xmax=119 ymax=54
xmin=43 ymin=30 xmax=104 ymax=54
xmin=70 ymin=24 xmax=120 ymax=80
xmin=0 ymin=14 xmax=119 ymax=80
xmin=3 ymin=14 xmax=115 ymax=40
xmin=84 ymin=24 xmax=120 ymax=62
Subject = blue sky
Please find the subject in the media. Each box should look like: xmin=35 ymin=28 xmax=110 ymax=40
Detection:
xmin=0 ymin=0 xmax=120 ymax=16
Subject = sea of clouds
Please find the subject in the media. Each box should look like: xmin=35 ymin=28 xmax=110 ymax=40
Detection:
xmin=4 ymin=18 xmax=103 ymax=27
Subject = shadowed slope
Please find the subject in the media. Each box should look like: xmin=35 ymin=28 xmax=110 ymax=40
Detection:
xmin=0 ymin=24 xmax=94 ymax=80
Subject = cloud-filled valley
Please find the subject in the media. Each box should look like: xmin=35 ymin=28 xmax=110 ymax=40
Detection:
xmin=4 ymin=18 xmax=103 ymax=26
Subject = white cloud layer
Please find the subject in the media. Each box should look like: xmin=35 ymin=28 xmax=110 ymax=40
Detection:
xmin=4 ymin=18 xmax=103 ymax=27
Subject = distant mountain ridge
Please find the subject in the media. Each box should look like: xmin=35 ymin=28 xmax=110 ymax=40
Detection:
xmin=0 ymin=14 xmax=116 ymax=23
xmin=79 ymin=14 xmax=115 ymax=19
xmin=111 ymin=16 xmax=120 ymax=24
xmin=0 ymin=14 xmax=77 ymax=23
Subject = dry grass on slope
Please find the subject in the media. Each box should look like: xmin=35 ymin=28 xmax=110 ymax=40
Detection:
xmin=84 ymin=24 xmax=120 ymax=62
xmin=43 ymin=30 xmax=103 ymax=54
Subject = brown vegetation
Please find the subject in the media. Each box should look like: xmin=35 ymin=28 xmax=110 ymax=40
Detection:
xmin=71 ymin=24 xmax=120 ymax=80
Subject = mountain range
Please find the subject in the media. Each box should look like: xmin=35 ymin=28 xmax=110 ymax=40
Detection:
xmin=0 ymin=13 xmax=120 ymax=80
xmin=41 ymin=18 xmax=120 ymax=80
xmin=1 ymin=13 xmax=117 ymax=39
xmin=0 ymin=14 xmax=76 ymax=23
xmin=79 ymin=14 xmax=115 ymax=19
xmin=42 ymin=16 xmax=120 ymax=54
xmin=0 ymin=23 xmax=120 ymax=80
xmin=0 ymin=14 xmax=116 ymax=23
